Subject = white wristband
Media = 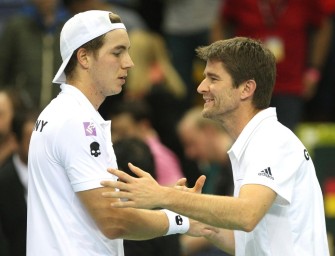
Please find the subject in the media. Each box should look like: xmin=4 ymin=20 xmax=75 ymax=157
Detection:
xmin=160 ymin=209 xmax=190 ymax=236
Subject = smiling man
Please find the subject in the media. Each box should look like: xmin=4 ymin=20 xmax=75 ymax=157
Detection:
xmin=26 ymin=10 xmax=211 ymax=256
xmin=101 ymin=37 xmax=330 ymax=256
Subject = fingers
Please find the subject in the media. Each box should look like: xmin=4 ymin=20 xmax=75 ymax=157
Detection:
xmin=100 ymin=180 xmax=131 ymax=192
xmin=128 ymin=162 xmax=151 ymax=178
xmin=107 ymin=168 xmax=132 ymax=183
xmin=174 ymin=185 xmax=190 ymax=192
xmin=175 ymin=178 xmax=187 ymax=187
xmin=110 ymin=200 xmax=135 ymax=208
xmin=193 ymin=175 xmax=206 ymax=194
xmin=106 ymin=163 xmax=150 ymax=183
xmin=101 ymin=190 xmax=130 ymax=200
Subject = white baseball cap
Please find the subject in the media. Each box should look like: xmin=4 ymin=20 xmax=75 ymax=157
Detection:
xmin=53 ymin=10 xmax=126 ymax=84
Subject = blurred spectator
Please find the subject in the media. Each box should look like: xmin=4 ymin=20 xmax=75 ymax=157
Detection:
xmin=113 ymin=137 xmax=156 ymax=179
xmin=177 ymin=106 xmax=233 ymax=196
xmin=177 ymin=106 xmax=233 ymax=256
xmin=212 ymin=0 xmax=333 ymax=131
xmin=0 ymin=108 xmax=39 ymax=256
xmin=126 ymin=30 xmax=186 ymax=101
xmin=108 ymin=100 xmax=184 ymax=186
xmin=304 ymin=2 xmax=335 ymax=122
xmin=124 ymin=30 xmax=187 ymax=158
xmin=113 ymin=137 xmax=182 ymax=256
xmin=0 ymin=88 xmax=21 ymax=168
xmin=0 ymin=0 xmax=67 ymax=108
xmin=0 ymin=1 xmax=26 ymax=34
xmin=0 ymin=87 xmax=24 ymax=254
xmin=162 ymin=0 xmax=221 ymax=110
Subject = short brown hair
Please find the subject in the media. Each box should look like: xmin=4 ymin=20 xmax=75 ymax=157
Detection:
xmin=196 ymin=37 xmax=276 ymax=109
xmin=64 ymin=12 xmax=122 ymax=80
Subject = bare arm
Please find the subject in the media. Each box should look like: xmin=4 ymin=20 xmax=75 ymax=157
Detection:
xmin=303 ymin=17 xmax=333 ymax=99
xmin=77 ymin=186 xmax=168 ymax=240
xmin=101 ymin=163 xmax=277 ymax=232
xmin=77 ymin=175 xmax=215 ymax=240
xmin=309 ymin=17 xmax=333 ymax=71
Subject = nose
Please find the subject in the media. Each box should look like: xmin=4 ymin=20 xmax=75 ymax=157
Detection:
xmin=123 ymin=53 xmax=134 ymax=69
xmin=197 ymin=79 xmax=207 ymax=94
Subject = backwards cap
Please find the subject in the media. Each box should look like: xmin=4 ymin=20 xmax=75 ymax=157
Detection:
xmin=53 ymin=10 xmax=126 ymax=84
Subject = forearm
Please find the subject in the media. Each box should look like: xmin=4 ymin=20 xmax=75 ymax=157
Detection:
xmin=78 ymin=187 xmax=169 ymax=240
xmin=310 ymin=17 xmax=333 ymax=69
xmin=100 ymin=168 xmax=276 ymax=233
xmin=106 ymin=208 xmax=169 ymax=240
xmin=159 ymin=187 xmax=250 ymax=231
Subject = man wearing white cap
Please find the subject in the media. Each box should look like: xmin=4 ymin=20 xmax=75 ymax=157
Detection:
xmin=26 ymin=10 xmax=207 ymax=256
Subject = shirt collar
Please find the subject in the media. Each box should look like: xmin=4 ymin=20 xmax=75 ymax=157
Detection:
xmin=60 ymin=83 xmax=108 ymax=125
xmin=228 ymin=107 xmax=277 ymax=160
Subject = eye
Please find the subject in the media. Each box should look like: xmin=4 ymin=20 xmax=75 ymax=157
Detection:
xmin=113 ymin=51 xmax=121 ymax=57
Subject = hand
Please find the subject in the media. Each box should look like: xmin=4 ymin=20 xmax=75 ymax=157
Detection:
xmin=174 ymin=175 xmax=206 ymax=194
xmin=100 ymin=163 xmax=166 ymax=209
xmin=302 ymin=68 xmax=320 ymax=100
xmin=187 ymin=218 xmax=220 ymax=238
xmin=203 ymin=228 xmax=235 ymax=254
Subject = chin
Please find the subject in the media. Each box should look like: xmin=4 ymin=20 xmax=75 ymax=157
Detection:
xmin=110 ymin=88 xmax=122 ymax=96
xmin=202 ymin=108 xmax=215 ymax=120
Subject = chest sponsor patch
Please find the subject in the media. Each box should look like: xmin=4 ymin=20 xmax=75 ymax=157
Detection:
xmin=83 ymin=122 xmax=97 ymax=136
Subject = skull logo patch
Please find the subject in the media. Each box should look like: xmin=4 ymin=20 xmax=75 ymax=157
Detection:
xmin=90 ymin=142 xmax=101 ymax=157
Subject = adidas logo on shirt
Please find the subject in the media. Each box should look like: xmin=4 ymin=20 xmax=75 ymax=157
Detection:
xmin=258 ymin=167 xmax=274 ymax=180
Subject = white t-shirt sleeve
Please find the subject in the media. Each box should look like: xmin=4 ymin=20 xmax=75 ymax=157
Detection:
xmin=55 ymin=117 xmax=118 ymax=192
xmin=241 ymin=138 xmax=299 ymax=206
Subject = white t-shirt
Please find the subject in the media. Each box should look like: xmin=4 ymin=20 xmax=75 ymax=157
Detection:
xmin=228 ymin=108 xmax=329 ymax=256
xmin=27 ymin=84 xmax=123 ymax=256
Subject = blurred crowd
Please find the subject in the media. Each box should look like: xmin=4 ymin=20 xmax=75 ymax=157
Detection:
xmin=0 ymin=0 xmax=334 ymax=255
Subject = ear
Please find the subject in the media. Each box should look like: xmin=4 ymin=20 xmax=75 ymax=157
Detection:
xmin=240 ymin=80 xmax=256 ymax=100
xmin=76 ymin=48 xmax=90 ymax=69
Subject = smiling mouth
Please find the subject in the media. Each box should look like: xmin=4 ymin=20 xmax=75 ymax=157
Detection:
xmin=204 ymin=98 xmax=214 ymax=103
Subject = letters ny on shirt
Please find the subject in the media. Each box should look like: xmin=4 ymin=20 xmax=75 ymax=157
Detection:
xmin=34 ymin=120 xmax=48 ymax=132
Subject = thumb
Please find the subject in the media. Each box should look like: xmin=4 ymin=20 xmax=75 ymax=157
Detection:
xmin=193 ymin=175 xmax=206 ymax=193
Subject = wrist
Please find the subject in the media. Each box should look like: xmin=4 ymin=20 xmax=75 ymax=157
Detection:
xmin=161 ymin=209 xmax=190 ymax=235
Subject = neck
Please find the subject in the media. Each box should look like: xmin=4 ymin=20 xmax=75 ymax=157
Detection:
xmin=67 ymin=79 xmax=104 ymax=110
xmin=219 ymin=107 xmax=261 ymax=142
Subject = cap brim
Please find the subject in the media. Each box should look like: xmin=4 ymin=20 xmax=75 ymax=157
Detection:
xmin=52 ymin=54 xmax=72 ymax=84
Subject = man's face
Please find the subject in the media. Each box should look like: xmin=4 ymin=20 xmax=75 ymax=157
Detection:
xmin=88 ymin=29 xmax=134 ymax=98
xmin=0 ymin=92 xmax=14 ymax=141
xmin=197 ymin=59 xmax=240 ymax=121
